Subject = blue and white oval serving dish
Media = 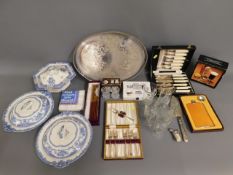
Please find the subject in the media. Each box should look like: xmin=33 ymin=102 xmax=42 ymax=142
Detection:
xmin=36 ymin=112 xmax=92 ymax=168
xmin=2 ymin=91 xmax=54 ymax=132
xmin=33 ymin=62 xmax=76 ymax=93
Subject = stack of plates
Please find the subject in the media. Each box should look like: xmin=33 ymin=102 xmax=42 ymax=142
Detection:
xmin=33 ymin=62 xmax=76 ymax=93
xmin=36 ymin=112 xmax=92 ymax=168
xmin=3 ymin=91 xmax=54 ymax=132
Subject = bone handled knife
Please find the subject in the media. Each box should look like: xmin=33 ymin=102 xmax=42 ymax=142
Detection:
xmin=172 ymin=97 xmax=189 ymax=142
xmin=166 ymin=49 xmax=189 ymax=53
xmin=165 ymin=53 xmax=188 ymax=57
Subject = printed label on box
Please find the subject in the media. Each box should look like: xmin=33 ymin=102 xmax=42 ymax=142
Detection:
xmin=60 ymin=91 xmax=78 ymax=104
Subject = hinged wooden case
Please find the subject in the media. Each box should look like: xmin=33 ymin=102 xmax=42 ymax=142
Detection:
xmin=150 ymin=45 xmax=196 ymax=95
xmin=103 ymin=100 xmax=143 ymax=160
xmin=84 ymin=82 xmax=101 ymax=125
xmin=180 ymin=94 xmax=223 ymax=132
xmin=191 ymin=55 xmax=229 ymax=88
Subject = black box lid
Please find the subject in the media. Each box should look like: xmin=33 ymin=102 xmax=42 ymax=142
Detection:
xmin=198 ymin=55 xmax=229 ymax=71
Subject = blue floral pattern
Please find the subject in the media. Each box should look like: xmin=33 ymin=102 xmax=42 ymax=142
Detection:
xmin=33 ymin=62 xmax=76 ymax=93
xmin=2 ymin=91 xmax=54 ymax=132
xmin=35 ymin=112 xmax=93 ymax=168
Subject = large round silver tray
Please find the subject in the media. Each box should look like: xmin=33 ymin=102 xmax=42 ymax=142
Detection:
xmin=73 ymin=31 xmax=148 ymax=81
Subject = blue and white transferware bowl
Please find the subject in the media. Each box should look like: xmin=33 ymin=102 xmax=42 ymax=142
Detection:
xmin=36 ymin=112 xmax=92 ymax=168
xmin=2 ymin=91 xmax=54 ymax=132
xmin=33 ymin=62 xmax=76 ymax=93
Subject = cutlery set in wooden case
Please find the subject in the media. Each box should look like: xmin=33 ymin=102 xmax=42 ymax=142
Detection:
xmin=103 ymin=100 xmax=143 ymax=160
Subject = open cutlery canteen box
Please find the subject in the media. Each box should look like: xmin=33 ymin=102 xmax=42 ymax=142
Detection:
xmin=150 ymin=45 xmax=196 ymax=95
xmin=103 ymin=100 xmax=143 ymax=160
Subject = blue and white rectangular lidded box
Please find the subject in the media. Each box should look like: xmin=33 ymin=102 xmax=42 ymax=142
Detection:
xmin=59 ymin=90 xmax=85 ymax=111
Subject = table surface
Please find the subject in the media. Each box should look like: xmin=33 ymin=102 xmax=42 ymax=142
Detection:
xmin=1 ymin=1 xmax=233 ymax=174
xmin=0 ymin=70 xmax=232 ymax=175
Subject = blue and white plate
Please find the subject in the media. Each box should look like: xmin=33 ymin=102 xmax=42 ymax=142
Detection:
xmin=33 ymin=62 xmax=76 ymax=93
xmin=2 ymin=91 xmax=54 ymax=132
xmin=36 ymin=112 xmax=92 ymax=168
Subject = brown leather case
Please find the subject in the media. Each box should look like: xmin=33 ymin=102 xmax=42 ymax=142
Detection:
xmin=186 ymin=102 xmax=215 ymax=128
